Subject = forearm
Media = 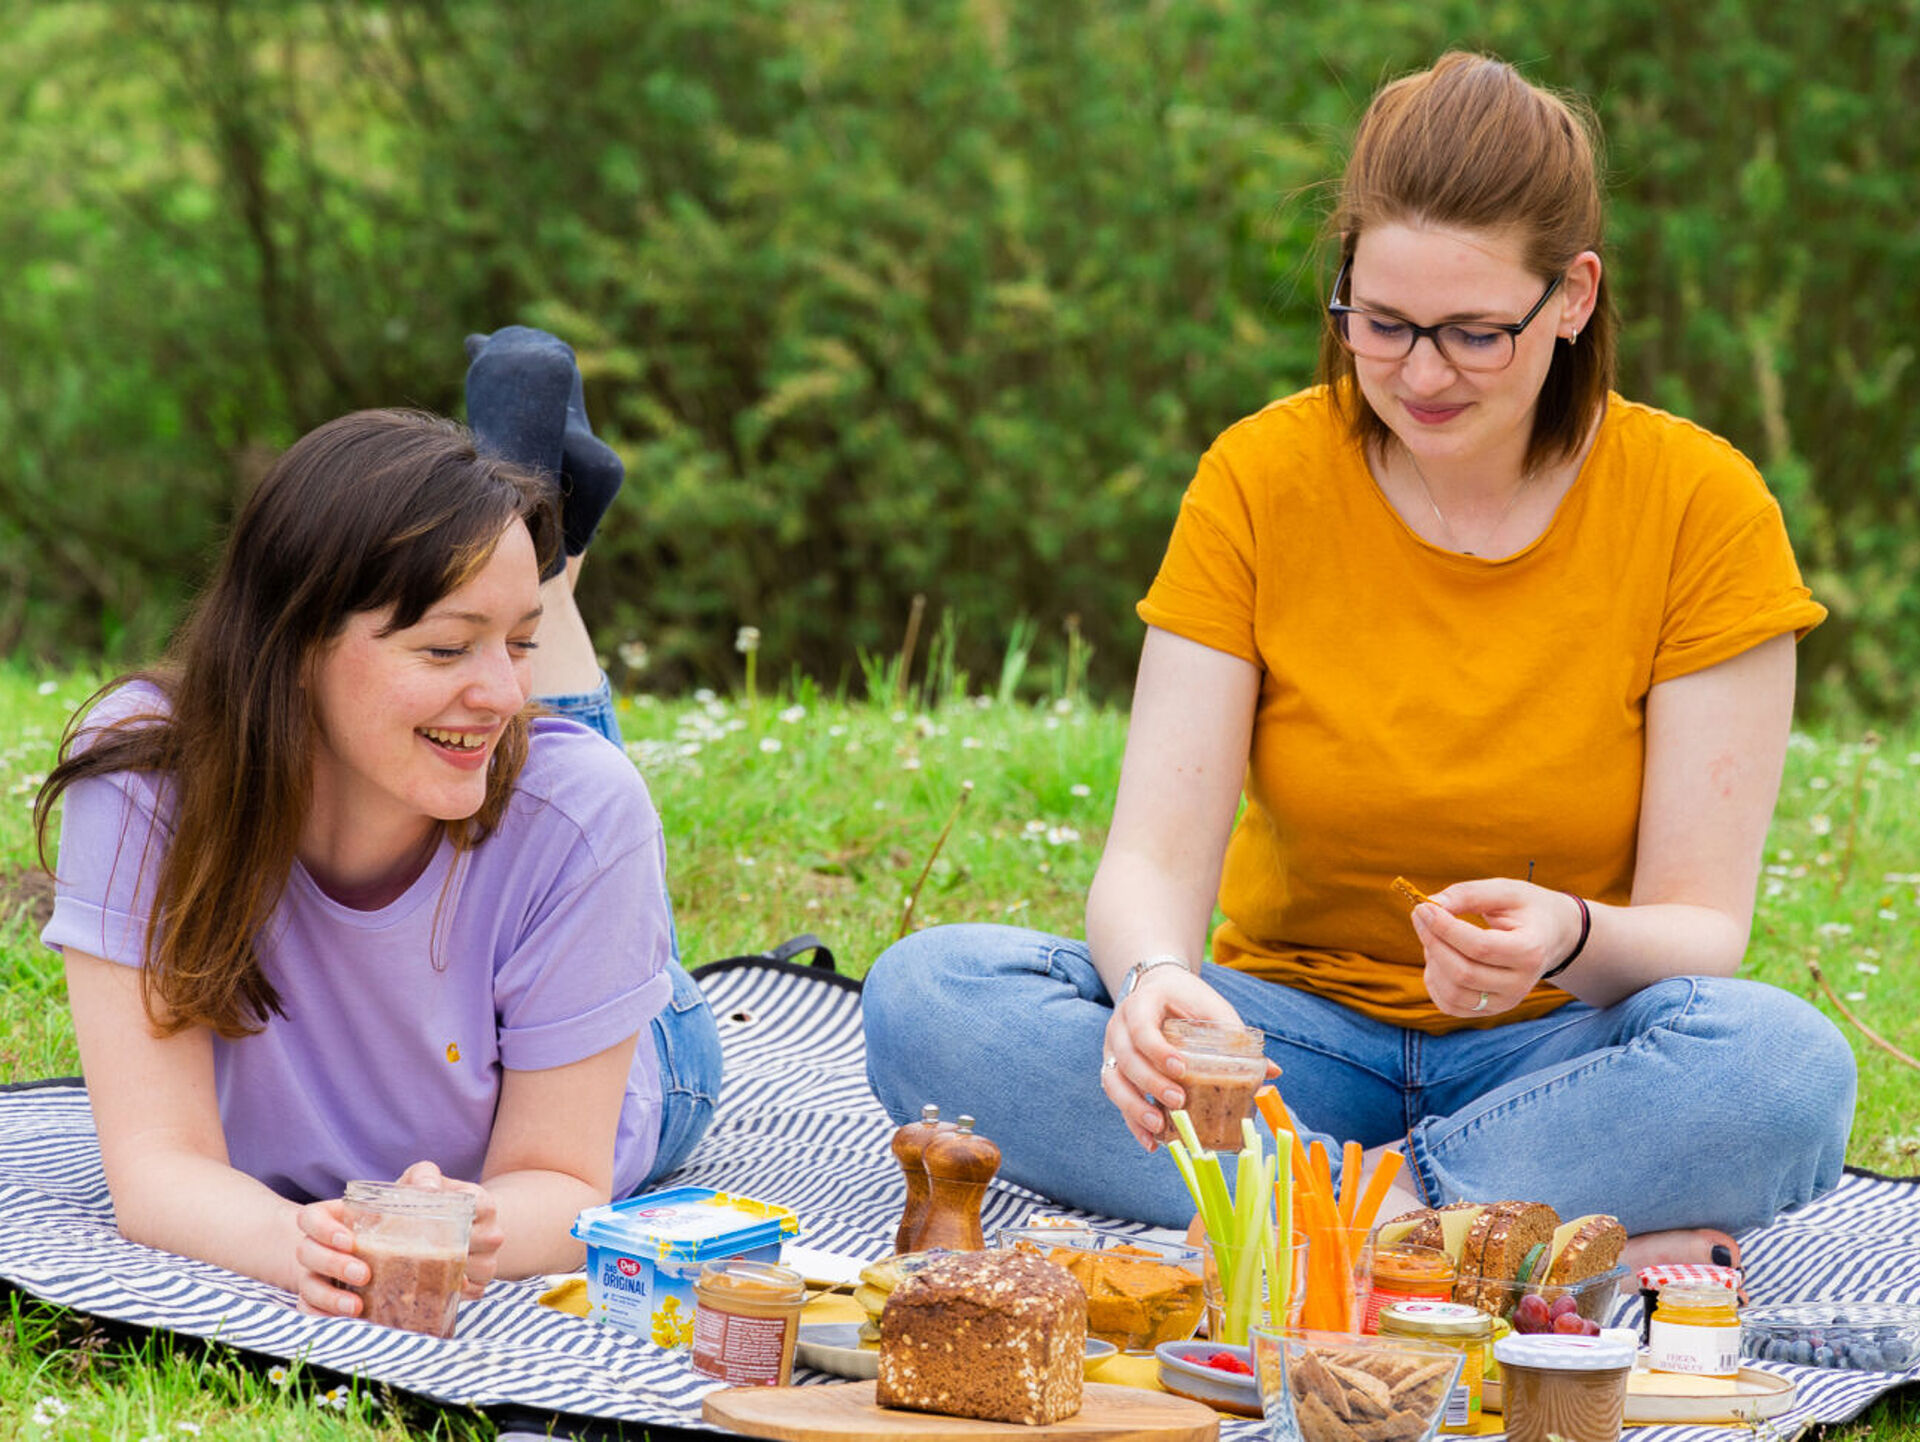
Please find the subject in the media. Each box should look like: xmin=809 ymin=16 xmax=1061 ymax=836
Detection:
xmin=1085 ymin=845 xmax=1219 ymax=996
xmin=1550 ymin=897 xmax=1749 ymax=1009
xmin=106 ymin=1147 xmax=308 ymax=1293
xmin=482 ymin=1167 xmax=610 ymax=1278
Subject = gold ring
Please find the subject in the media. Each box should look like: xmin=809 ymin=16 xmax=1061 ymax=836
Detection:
xmin=1474 ymin=991 xmax=1490 ymax=1013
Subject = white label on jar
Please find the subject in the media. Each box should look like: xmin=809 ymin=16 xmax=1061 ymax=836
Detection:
xmin=1442 ymin=1378 xmax=1470 ymax=1430
xmin=1648 ymin=1318 xmax=1740 ymax=1376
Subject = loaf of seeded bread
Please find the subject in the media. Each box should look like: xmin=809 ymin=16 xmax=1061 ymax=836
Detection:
xmin=875 ymin=1250 xmax=1086 ymax=1425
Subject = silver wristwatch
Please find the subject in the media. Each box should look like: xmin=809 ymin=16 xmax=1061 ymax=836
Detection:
xmin=1117 ymin=954 xmax=1191 ymax=1001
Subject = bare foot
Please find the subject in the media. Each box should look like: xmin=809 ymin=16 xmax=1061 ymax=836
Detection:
xmin=1621 ymin=1228 xmax=1741 ymax=1273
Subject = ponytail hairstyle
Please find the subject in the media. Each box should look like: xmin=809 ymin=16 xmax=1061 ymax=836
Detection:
xmin=36 ymin=409 xmax=560 ymax=1037
xmin=1318 ymin=52 xmax=1616 ymax=472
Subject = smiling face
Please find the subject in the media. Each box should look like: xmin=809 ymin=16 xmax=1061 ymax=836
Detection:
xmin=1346 ymin=222 xmax=1592 ymax=477
xmin=305 ymin=519 xmax=543 ymax=872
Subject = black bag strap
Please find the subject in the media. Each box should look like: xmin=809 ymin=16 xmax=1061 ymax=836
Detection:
xmin=688 ymin=933 xmax=858 ymax=992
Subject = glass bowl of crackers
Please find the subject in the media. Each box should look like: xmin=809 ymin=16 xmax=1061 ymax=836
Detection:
xmin=1251 ymin=1327 xmax=1464 ymax=1442
xmin=996 ymin=1225 xmax=1205 ymax=1354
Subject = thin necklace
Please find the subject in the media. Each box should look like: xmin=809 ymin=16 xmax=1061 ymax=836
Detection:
xmin=1403 ymin=447 xmax=1535 ymax=557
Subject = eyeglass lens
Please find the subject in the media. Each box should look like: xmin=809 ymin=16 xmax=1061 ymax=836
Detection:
xmin=1335 ymin=313 xmax=1517 ymax=371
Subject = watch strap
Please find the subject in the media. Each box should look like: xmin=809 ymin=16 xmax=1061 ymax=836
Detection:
xmin=1119 ymin=953 xmax=1191 ymax=1001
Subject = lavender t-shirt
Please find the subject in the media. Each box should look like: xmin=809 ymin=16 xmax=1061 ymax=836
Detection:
xmin=43 ymin=688 xmax=672 ymax=1202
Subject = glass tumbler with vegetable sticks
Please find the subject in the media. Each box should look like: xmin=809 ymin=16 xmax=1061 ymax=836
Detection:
xmin=1167 ymin=1111 xmax=1278 ymax=1345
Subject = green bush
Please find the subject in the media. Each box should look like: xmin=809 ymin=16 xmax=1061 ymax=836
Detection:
xmin=1 ymin=1 xmax=1913 ymax=711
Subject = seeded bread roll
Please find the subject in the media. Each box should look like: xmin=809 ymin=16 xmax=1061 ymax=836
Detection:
xmin=876 ymin=1250 xmax=1085 ymax=1425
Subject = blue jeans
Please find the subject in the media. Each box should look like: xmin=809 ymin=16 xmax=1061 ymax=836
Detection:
xmin=862 ymin=924 xmax=1856 ymax=1234
xmin=641 ymin=960 xmax=724 ymax=1187
xmin=541 ymin=673 xmax=623 ymax=747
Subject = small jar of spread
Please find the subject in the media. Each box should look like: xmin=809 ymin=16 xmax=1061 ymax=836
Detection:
xmin=1378 ymin=1299 xmax=1491 ymax=1432
xmin=1494 ymin=1331 xmax=1635 ymax=1442
xmin=1163 ymin=1019 xmax=1266 ymax=1151
xmin=1647 ymin=1282 xmax=1740 ymax=1378
xmin=341 ymin=1181 xmax=475 ymax=1339
xmin=1361 ymin=1242 xmax=1456 ymax=1334
xmin=691 ymin=1260 xmax=806 ymax=1386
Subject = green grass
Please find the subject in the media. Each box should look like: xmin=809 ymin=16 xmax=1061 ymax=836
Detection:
xmin=1 ymin=661 xmax=1915 ymax=1438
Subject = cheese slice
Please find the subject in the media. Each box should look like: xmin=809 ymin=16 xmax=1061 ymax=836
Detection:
xmin=1374 ymin=1218 xmax=1422 ymax=1248
xmin=1437 ymin=1206 xmax=1484 ymax=1263
xmin=1629 ymin=1371 xmax=1742 ymax=1396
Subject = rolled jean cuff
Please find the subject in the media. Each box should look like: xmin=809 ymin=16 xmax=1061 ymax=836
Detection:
xmin=538 ymin=672 xmax=622 ymax=747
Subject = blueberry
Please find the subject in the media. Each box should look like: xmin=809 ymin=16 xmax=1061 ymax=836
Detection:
xmin=1791 ymin=1340 xmax=1815 ymax=1365
xmin=1813 ymin=1345 xmax=1837 ymax=1368
xmin=1853 ymin=1347 xmax=1883 ymax=1371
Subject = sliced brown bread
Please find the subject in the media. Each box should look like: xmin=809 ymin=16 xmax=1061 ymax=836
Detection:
xmin=1455 ymin=1201 xmax=1558 ymax=1314
xmin=1544 ymin=1214 xmax=1627 ymax=1284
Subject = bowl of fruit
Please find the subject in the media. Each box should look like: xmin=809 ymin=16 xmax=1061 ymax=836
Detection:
xmin=1476 ymin=1266 xmax=1627 ymax=1336
xmin=1155 ymin=1339 xmax=1260 ymax=1416
xmin=1742 ymin=1302 xmax=1920 ymax=1372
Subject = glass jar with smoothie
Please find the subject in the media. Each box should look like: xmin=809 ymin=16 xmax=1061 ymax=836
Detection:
xmin=1164 ymin=1019 xmax=1266 ymax=1152
xmin=342 ymin=1181 xmax=476 ymax=1338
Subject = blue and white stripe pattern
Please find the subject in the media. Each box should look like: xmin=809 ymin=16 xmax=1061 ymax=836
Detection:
xmin=0 ymin=959 xmax=1914 ymax=1438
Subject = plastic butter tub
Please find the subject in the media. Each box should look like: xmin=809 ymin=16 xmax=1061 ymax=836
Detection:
xmin=571 ymin=1187 xmax=801 ymax=1348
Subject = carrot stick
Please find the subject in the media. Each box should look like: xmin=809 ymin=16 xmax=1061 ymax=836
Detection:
xmin=1309 ymin=1139 xmax=1333 ymax=1204
xmin=1350 ymin=1147 xmax=1405 ymax=1244
xmin=1337 ymin=1140 xmax=1362 ymax=1226
xmin=1254 ymin=1085 xmax=1297 ymax=1139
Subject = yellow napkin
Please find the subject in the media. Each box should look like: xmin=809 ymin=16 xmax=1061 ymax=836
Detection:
xmin=538 ymin=1276 xmax=590 ymax=1318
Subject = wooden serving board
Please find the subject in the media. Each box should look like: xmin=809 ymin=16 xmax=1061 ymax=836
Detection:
xmin=703 ymin=1380 xmax=1221 ymax=1441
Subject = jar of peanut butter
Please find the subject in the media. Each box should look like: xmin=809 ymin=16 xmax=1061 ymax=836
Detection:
xmin=1494 ymin=1331 xmax=1636 ymax=1442
xmin=691 ymin=1260 xmax=806 ymax=1386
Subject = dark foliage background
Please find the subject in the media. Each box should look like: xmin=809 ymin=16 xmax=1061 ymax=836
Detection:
xmin=3 ymin=0 xmax=1914 ymax=711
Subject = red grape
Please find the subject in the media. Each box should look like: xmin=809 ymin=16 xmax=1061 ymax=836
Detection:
xmin=1513 ymin=1294 xmax=1553 ymax=1334
xmin=1553 ymin=1312 xmax=1589 ymax=1334
xmin=1548 ymin=1295 xmax=1580 ymax=1320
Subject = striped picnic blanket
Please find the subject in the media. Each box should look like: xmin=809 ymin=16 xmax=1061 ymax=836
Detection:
xmin=0 ymin=957 xmax=1913 ymax=1439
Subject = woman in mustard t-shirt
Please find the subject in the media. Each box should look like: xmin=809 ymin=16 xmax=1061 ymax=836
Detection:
xmin=862 ymin=53 xmax=1855 ymax=1264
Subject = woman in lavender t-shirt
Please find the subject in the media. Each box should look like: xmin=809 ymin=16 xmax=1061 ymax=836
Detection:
xmin=36 ymin=336 xmax=720 ymax=1319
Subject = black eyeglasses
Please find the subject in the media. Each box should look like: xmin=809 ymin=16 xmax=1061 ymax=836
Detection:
xmin=1327 ymin=260 xmax=1564 ymax=373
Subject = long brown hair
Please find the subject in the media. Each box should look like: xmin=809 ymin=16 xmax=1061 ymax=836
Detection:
xmin=36 ymin=409 xmax=560 ymax=1038
xmin=1318 ymin=52 xmax=1615 ymax=472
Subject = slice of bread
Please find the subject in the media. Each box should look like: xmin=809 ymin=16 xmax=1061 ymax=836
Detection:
xmin=1544 ymin=1214 xmax=1626 ymax=1284
xmin=1455 ymin=1201 xmax=1558 ymax=1313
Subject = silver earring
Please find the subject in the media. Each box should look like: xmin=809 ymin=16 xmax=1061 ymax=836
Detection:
xmin=1567 ymin=328 xmax=1580 ymax=346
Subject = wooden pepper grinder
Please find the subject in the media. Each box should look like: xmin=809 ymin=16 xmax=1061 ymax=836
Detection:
xmin=916 ymin=1116 xmax=1001 ymax=1252
xmin=890 ymin=1104 xmax=944 ymax=1254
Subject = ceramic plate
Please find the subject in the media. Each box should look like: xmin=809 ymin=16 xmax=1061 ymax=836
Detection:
xmin=795 ymin=1323 xmax=1116 ymax=1382
xmin=1154 ymin=1340 xmax=1261 ymax=1418
xmin=1485 ymin=1365 xmax=1795 ymax=1424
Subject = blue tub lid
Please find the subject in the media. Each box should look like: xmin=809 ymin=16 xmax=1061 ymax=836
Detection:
xmin=571 ymin=1186 xmax=801 ymax=1262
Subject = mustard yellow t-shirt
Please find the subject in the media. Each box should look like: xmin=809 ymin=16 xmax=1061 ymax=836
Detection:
xmin=1137 ymin=388 xmax=1825 ymax=1034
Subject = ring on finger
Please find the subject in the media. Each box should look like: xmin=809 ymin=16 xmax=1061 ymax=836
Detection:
xmin=1100 ymin=1056 xmax=1118 ymax=1074
xmin=1473 ymin=990 xmax=1491 ymax=1013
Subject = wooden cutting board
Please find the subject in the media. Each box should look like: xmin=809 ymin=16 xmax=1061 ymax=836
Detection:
xmin=703 ymin=1380 xmax=1221 ymax=1441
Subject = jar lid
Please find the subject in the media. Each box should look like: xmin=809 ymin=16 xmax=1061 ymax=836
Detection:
xmin=1495 ymin=1330 xmax=1638 ymax=1370
xmin=1378 ymin=1300 xmax=1492 ymax=1337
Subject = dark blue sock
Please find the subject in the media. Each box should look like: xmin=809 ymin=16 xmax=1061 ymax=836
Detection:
xmin=463 ymin=326 xmax=624 ymax=563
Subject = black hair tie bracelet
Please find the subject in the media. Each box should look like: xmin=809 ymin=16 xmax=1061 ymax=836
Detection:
xmin=1540 ymin=893 xmax=1590 ymax=981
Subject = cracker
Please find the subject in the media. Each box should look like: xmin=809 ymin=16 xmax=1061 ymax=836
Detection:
xmin=1324 ymin=1361 xmax=1392 ymax=1417
xmin=1389 ymin=876 xmax=1431 ymax=909
xmin=1296 ymin=1390 xmax=1365 ymax=1442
